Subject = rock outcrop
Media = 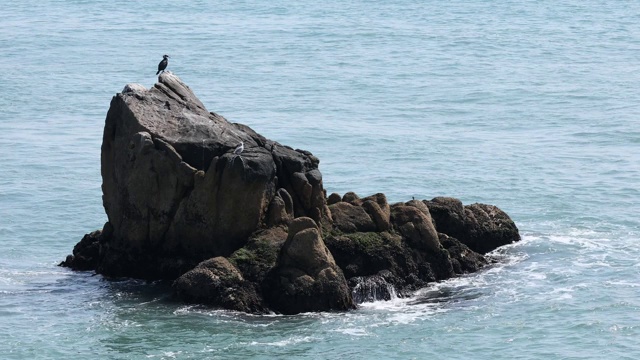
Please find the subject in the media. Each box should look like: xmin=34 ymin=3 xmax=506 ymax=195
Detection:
xmin=86 ymin=72 xmax=326 ymax=280
xmin=425 ymin=197 xmax=520 ymax=254
xmin=263 ymin=217 xmax=354 ymax=314
xmin=61 ymin=73 xmax=520 ymax=314
xmin=173 ymin=257 xmax=266 ymax=313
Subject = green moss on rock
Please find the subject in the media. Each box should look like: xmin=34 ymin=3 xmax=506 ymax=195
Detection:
xmin=229 ymin=227 xmax=287 ymax=283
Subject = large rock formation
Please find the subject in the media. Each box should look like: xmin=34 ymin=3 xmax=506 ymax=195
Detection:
xmin=90 ymin=72 xmax=326 ymax=280
xmin=61 ymin=73 xmax=521 ymax=314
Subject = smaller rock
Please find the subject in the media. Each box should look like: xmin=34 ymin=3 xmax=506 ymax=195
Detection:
xmin=263 ymin=217 xmax=354 ymax=314
xmin=391 ymin=205 xmax=441 ymax=252
xmin=229 ymin=226 xmax=287 ymax=284
xmin=327 ymin=192 xmax=342 ymax=205
xmin=173 ymin=257 xmax=266 ymax=313
xmin=328 ymin=202 xmax=376 ymax=233
xmin=426 ymin=197 xmax=520 ymax=254
xmin=122 ymin=83 xmax=147 ymax=94
xmin=305 ymin=169 xmax=322 ymax=185
xmin=405 ymin=199 xmax=431 ymax=219
xmin=342 ymin=192 xmax=360 ymax=203
xmin=439 ymin=233 xmax=488 ymax=274
xmin=286 ymin=216 xmax=319 ymax=241
xmin=266 ymin=188 xmax=294 ymax=226
xmin=362 ymin=200 xmax=390 ymax=231
xmin=59 ymin=229 xmax=103 ymax=270
xmin=425 ymin=197 xmax=466 ymax=237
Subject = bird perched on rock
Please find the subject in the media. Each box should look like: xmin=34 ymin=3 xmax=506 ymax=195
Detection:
xmin=229 ymin=141 xmax=245 ymax=168
xmin=234 ymin=141 xmax=244 ymax=156
xmin=156 ymin=55 xmax=169 ymax=75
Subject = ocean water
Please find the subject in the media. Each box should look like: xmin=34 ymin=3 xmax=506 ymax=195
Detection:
xmin=1 ymin=0 xmax=639 ymax=358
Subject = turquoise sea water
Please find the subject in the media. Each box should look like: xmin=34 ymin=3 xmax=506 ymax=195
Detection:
xmin=1 ymin=1 xmax=639 ymax=358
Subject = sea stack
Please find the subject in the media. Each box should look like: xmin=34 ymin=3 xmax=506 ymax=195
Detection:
xmin=61 ymin=73 xmax=521 ymax=314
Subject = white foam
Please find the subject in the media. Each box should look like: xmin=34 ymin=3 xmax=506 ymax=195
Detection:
xmin=249 ymin=336 xmax=316 ymax=347
xmin=358 ymin=295 xmax=411 ymax=310
xmin=605 ymin=280 xmax=640 ymax=288
xmin=334 ymin=327 xmax=369 ymax=336
xmin=146 ymin=351 xmax=183 ymax=359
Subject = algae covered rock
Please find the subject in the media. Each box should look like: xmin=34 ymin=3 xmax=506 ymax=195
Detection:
xmin=263 ymin=217 xmax=355 ymax=314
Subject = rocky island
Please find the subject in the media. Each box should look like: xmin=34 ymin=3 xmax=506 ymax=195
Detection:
xmin=61 ymin=73 xmax=520 ymax=314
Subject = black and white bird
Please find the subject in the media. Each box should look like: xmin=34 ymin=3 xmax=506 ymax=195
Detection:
xmin=156 ymin=54 xmax=170 ymax=75
xmin=234 ymin=141 xmax=244 ymax=156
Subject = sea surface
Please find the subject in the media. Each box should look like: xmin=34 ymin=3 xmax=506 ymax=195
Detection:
xmin=1 ymin=1 xmax=639 ymax=358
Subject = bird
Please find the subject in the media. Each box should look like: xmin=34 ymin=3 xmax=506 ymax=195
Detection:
xmin=234 ymin=141 xmax=244 ymax=156
xmin=229 ymin=141 xmax=245 ymax=168
xmin=156 ymin=55 xmax=169 ymax=75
